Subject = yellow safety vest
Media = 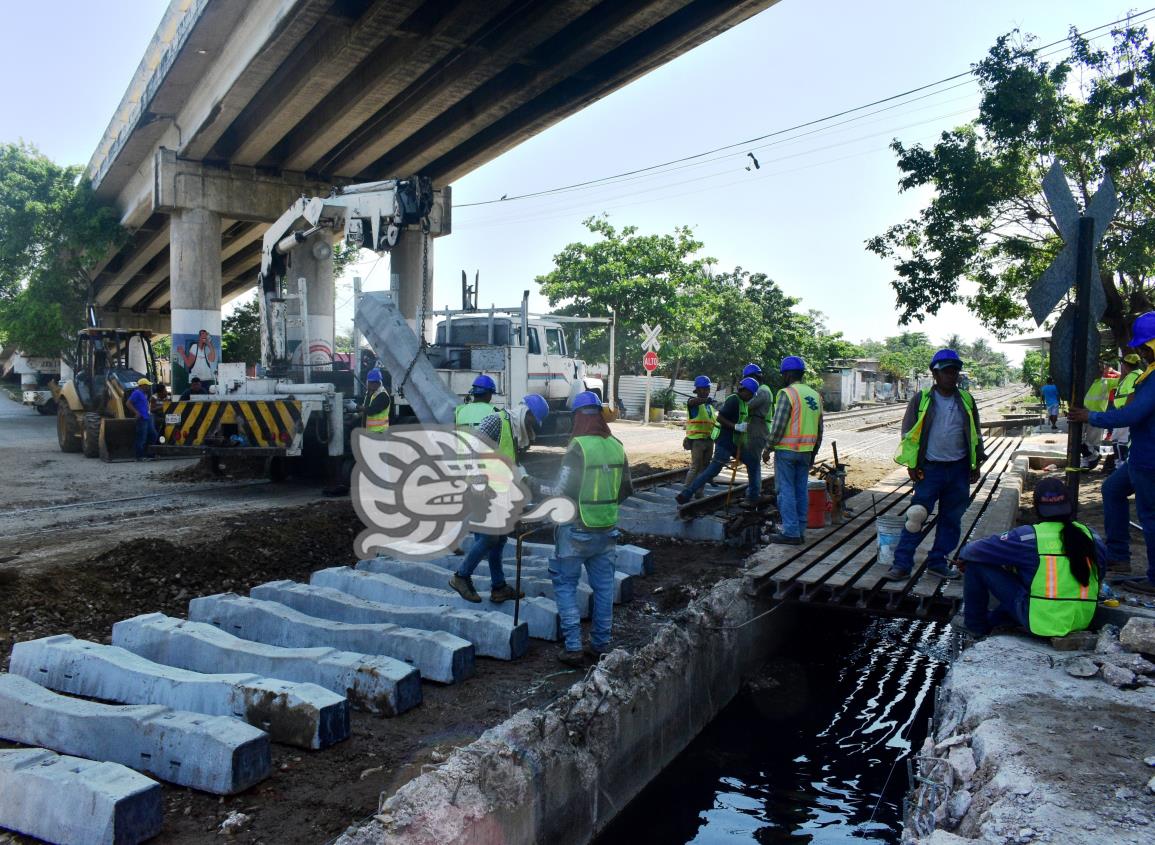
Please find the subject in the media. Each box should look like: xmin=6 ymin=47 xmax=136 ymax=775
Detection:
xmin=775 ymin=384 xmax=822 ymax=452
xmin=895 ymin=389 xmax=980 ymax=470
xmin=1028 ymin=522 xmax=1098 ymax=637
xmin=685 ymin=401 xmax=716 ymax=439
xmin=364 ymin=387 xmax=390 ymax=433
xmin=1114 ymin=370 xmax=1141 ymax=408
xmin=455 ymin=401 xmax=495 ymax=428
xmin=711 ymin=397 xmax=748 ymax=442
xmin=572 ymin=435 xmax=626 ymax=529
xmin=1083 ymin=377 xmax=1118 ymax=413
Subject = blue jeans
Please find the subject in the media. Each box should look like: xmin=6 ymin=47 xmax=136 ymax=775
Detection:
xmin=742 ymin=444 xmax=762 ymax=501
xmin=455 ymin=532 xmax=508 ymax=587
xmin=135 ymin=416 xmax=158 ymax=459
xmin=774 ymin=449 xmax=812 ymax=538
xmin=894 ymin=459 xmax=971 ymax=573
xmin=550 ymin=523 xmax=616 ymax=652
xmin=682 ymin=441 xmax=758 ymax=499
xmin=1105 ymin=461 xmax=1155 ymax=581
xmin=962 ymin=562 xmax=1029 ymax=634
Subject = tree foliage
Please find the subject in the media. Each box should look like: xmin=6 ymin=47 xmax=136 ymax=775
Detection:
xmin=867 ymin=24 xmax=1155 ymax=348
xmin=220 ymin=295 xmax=260 ymax=364
xmin=1022 ymin=348 xmax=1048 ymax=393
xmin=0 ymin=143 xmax=125 ymax=362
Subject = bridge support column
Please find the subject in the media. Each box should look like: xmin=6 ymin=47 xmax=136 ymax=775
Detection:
xmin=288 ymin=232 xmax=335 ymax=372
xmin=391 ymin=231 xmax=434 ymax=342
xmin=169 ymin=207 xmax=222 ymax=394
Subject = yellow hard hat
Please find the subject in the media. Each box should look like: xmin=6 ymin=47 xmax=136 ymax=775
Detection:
xmin=1123 ymin=353 xmax=1142 ymax=365
xmin=137 ymin=377 xmax=152 ymax=386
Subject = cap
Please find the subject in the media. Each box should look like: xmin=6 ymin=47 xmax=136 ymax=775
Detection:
xmin=780 ymin=355 xmax=805 ymax=373
xmin=693 ymin=375 xmax=711 ymax=389
xmin=470 ymin=374 xmax=497 ymax=395
xmin=930 ymin=348 xmax=964 ymax=371
xmin=137 ymin=378 xmax=152 ymax=386
xmin=742 ymin=363 xmax=762 ymax=377
xmin=1034 ymin=476 xmax=1073 ymax=519
xmin=738 ymin=377 xmax=759 ymax=394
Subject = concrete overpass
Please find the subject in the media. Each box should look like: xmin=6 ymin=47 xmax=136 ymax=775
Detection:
xmin=86 ymin=0 xmax=778 ymax=378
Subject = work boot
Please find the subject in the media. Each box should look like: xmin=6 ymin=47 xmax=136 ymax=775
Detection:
xmin=926 ymin=563 xmax=960 ymax=580
xmin=769 ymin=534 xmax=802 ymax=545
xmin=675 ymin=491 xmax=691 ymax=506
xmin=488 ymin=583 xmax=525 ymax=603
xmin=448 ymin=574 xmax=482 ymax=603
xmin=557 ymin=649 xmax=586 ymax=669
xmin=882 ymin=566 xmax=909 ymax=581
xmin=583 ymin=643 xmax=608 ymax=663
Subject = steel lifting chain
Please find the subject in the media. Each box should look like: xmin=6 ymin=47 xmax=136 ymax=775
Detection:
xmin=397 ymin=218 xmax=432 ymax=395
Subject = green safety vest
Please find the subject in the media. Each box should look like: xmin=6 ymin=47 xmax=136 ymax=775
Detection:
xmin=572 ymin=435 xmax=626 ymax=529
xmin=364 ymin=387 xmax=390 ymax=433
xmin=1028 ymin=521 xmax=1098 ymax=637
xmin=493 ymin=409 xmax=516 ymax=463
xmin=1083 ymin=377 xmax=1118 ymax=412
xmin=774 ymin=384 xmax=822 ymax=453
xmin=895 ymin=388 xmax=980 ymax=470
xmin=685 ymin=400 xmax=716 ymax=439
xmin=1114 ymin=370 xmax=1141 ymax=408
xmin=455 ymin=401 xmax=495 ymax=428
xmin=711 ymin=397 xmax=748 ymax=442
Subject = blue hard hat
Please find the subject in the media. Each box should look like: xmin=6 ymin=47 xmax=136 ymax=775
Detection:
xmin=738 ymin=377 xmax=759 ymax=394
xmin=693 ymin=375 xmax=711 ymax=389
xmin=522 ymin=393 xmax=549 ymax=427
xmin=366 ymin=368 xmax=383 ymax=382
xmin=470 ymin=374 xmax=497 ymax=395
xmin=742 ymin=363 xmax=762 ymax=377
xmin=930 ymin=348 xmax=964 ymax=371
xmin=571 ymin=391 xmax=602 ymax=411
xmin=780 ymin=355 xmax=805 ymax=373
xmin=1129 ymin=311 xmax=1155 ymax=348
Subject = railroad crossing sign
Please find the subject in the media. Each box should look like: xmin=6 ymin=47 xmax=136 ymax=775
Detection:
xmin=642 ymin=350 xmax=660 ymax=372
xmin=641 ymin=323 xmax=662 ymax=352
xmin=1027 ymin=162 xmax=1117 ymax=326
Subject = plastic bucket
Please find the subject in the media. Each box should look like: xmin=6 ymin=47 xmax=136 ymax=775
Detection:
xmin=807 ymin=479 xmax=832 ymax=528
xmin=876 ymin=514 xmax=907 ymax=566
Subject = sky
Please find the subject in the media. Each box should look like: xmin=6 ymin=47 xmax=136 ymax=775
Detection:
xmin=0 ymin=0 xmax=1140 ymax=365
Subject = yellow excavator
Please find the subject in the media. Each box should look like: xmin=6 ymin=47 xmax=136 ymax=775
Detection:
xmin=55 ymin=328 xmax=159 ymax=461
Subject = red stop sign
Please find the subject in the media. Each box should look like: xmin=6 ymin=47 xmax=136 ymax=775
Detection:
xmin=643 ymin=350 xmax=659 ymax=372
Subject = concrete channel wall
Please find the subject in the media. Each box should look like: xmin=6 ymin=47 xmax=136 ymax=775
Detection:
xmin=336 ymin=579 xmax=796 ymax=845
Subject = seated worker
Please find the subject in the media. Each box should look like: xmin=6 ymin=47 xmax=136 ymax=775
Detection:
xmin=956 ymin=477 xmax=1106 ymax=639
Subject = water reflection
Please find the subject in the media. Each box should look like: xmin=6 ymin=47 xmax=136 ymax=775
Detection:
xmin=596 ymin=610 xmax=952 ymax=844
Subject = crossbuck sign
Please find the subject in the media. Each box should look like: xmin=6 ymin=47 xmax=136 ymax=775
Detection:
xmin=641 ymin=323 xmax=662 ymax=352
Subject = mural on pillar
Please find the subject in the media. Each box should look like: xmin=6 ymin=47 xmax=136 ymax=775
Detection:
xmin=174 ymin=329 xmax=220 ymax=388
xmin=288 ymin=315 xmax=334 ymax=371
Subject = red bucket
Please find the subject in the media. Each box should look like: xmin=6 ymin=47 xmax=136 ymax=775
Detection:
xmin=807 ymin=480 xmax=832 ymax=528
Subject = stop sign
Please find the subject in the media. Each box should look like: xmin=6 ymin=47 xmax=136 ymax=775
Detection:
xmin=643 ymin=350 xmax=659 ymax=372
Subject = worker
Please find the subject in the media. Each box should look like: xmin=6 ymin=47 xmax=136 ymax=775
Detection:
xmin=1069 ymin=311 xmax=1155 ymax=595
xmin=1040 ymin=376 xmax=1061 ymax=432
xmin=1079 ymin=362 xmax=1120 ymax=469
xmin=741 ymin=363 xmax=773 ymax=502
xmin=675 ymin=378 xmax=760 ymax=506
xmin=127 ymin=377 xmax=158 ymax=462
xmin=455 ymin=374 xmax=498 ymax=428
xmin=955 ymin=477 xmax=1105 ymax=638
xmin=1108 ymin=353 xmax=1143 ymax=465
xmin=683 ymin=375 xmax=716 ymax=499
xmin=885 ymin=349 xmax=985 ymax=581
xmin=543 ymin=391 xmax=633 ymax=667
xmin=362 ymin=368 xmax=391 ymax=434
xmin=766 ymin=356 xmax=824 ymax=545
xmin=448 ymin=393 xmax=550 ymax=604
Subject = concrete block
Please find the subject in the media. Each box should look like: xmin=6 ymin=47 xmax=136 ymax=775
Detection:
xmin=9 ymin=634 xmax=348 ymax=750
xmin=251 ymin=581 xmax=528 ymax=660
xmin=310 ymin=567 xmax=559 ymax=641
xmin=617 ymin=509 xmax=726 ymax=542
xmin=0 ymin=673 xmax=269 ymax=795
xmin=112 ymin=613 xmax=421 ymax=716
xmin=188 ymin=593 xmax=474 ymax=684
xmin=414 ymin=555 xmax=635 ymax=604
xmin=0 ymin=747 xmax=163 ymax=845
xmin=490 ymin=539 xmax=653 ymax=577
xmin=356 ymin=557 xmax=591 ymax=618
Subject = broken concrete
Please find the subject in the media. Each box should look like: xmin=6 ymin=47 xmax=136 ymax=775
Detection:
xmin=1121 ymin=617 xmax=1155 ymax=656
xmin=112 ymin=613 xmax=422 ymax=716
xmin=250 ymin=580 xmax=529 ymax=660
xmin=8 ymin=634 xmax=349 ymax=749
xmin=0 ymin=672 xmax=270 ymax=795
xmin=0 ymin=747 xmax=163 ymax=845
xmin=188 ymin=593 xmax=475 ymax=684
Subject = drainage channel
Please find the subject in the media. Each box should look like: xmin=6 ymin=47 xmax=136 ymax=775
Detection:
xmin=596 ymin=607 xmax=957 ymax=844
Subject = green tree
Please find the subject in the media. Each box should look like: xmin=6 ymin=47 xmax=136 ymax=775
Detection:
xmin=1022 ymin=348 xmax=1049 ymax=393
xmin=867 ymin=24 xmax=1155 ymax=348
xmin=220 ymin=295 xmax=260 ymax=364
xmin=0 ymin=143 xmax=125 ymax=363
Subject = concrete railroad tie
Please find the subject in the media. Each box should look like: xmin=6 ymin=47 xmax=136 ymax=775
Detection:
xmin=408 ymin=553 xmax=634 ymax=604
xmin=251 ymin=581 xmax=529 ymax=660
xmin=0 ymin=673 xmax=270 ymax=795
xmin=188 ymin=593 xmax=474 ymax=685
xmin=112 ymin=613 xmax=421 ymax=716
xmin=310 ymin=566 xmax=560 ymax=641
xmin=9 ymin=635 xmax=349 ymax=750
xmin=0 ymin=747 xmax=163 ymax=845
xmin=490 ymin=539 xmax=655 ymax=576
xmin=356 ymin=557 xmax=592 ymax=618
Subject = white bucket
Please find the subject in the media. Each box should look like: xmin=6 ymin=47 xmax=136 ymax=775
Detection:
xmin=876 ymin=514 xmax=906 ymax=566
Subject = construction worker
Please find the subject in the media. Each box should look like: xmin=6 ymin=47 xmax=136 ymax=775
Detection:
xmin=675 ymin=378 xmax=759 ymax=505
xmin=127 ymin=377 xmax=157 ymax=462
xmin=544 ymin=391 xmax=633 ymax=667
xmin=448 ymin=393 xmax=550 ymax=604
xmin=885 ymin=349 xmax=985 ymax=581
xmin=1041 ymin=376 xmax=1061 ymax=431
xmin=1079 ymin=362 xmax=1119 ymax=469
xmin=955 ymin=477 xmax=1105 ymax=638
xmin=766 ymin=356 xmax=824 ymax=545
xmin=362 ymin=368 xmax=391 ymax=433
xmin=455 ymin=374 xmax=498 ymax=428
xmin=741 ymin=363 xmax=773 ymax=500
xmin=1109 ymin=353 xmax=1144 ymax=464
xmin=683 ymin=375 xmax=716 ymax=499
xmin=1069 ymin=311 xmax=1155 ymax=595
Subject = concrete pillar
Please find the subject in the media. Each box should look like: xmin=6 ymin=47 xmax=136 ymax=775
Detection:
xmin=390 ymin=231 xmax=434 ymax=342
xmin=287 ymin=232 xmax=335 ymax=372
xmin=169 ymin=208 xmax=222 ymax=394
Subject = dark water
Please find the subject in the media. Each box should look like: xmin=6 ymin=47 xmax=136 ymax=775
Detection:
xmin=597 ymin=610 xmax=955 ymax=845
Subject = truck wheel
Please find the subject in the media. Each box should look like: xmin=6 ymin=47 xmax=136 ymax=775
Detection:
xmin=266 ymin=455 xmax=288 ymax=483
xmin=36 ymin=399 xmax=57 ymax=416
xmin=82 ymin=413 xmax=102 ymax=459
xmin=57 ymin=404 xmax=82 ymax=453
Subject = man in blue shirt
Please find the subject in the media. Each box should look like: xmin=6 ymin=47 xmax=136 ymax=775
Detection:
xmin=1040 ymin=377 xmax=1060 ymax=431
xmin=127 ymin=378 xmax=157 ymax=461
xmin=1069 ymin=311 xmax=1155 ymax=594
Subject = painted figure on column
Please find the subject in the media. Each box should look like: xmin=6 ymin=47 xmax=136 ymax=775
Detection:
xmin=175 ymin=329 xmax=218 ymax=385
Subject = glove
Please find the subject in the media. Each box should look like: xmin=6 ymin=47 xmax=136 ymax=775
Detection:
xmin=734 ymin=422 xmax=748 ymax=433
